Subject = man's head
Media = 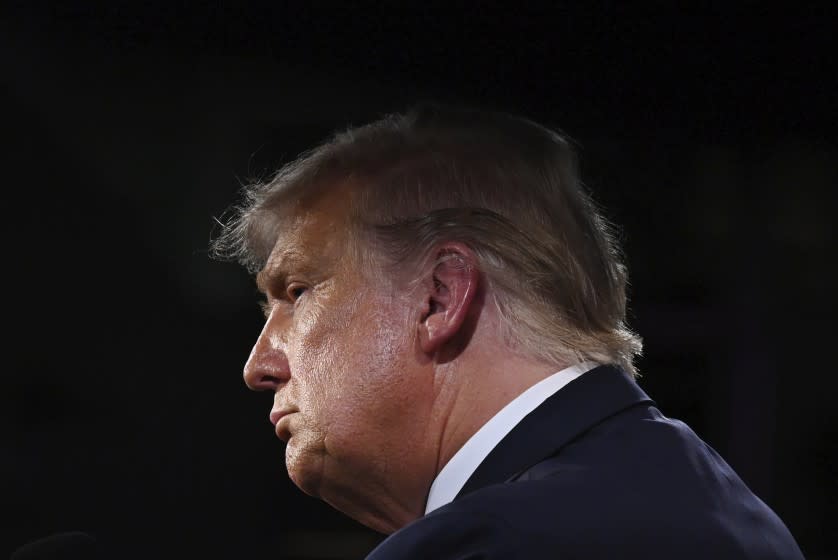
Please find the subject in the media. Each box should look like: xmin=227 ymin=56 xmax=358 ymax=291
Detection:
xmin=215 ymin=104 xmax=641 ymax=371
xmin=211 ymin=103 xmax=642 ymax=532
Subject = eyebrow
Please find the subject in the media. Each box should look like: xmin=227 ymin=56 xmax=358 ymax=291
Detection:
xmin=255 ymin=249 xmax=307 ymax=295
xmin=255 ymin=269 xmax=281 ymax=295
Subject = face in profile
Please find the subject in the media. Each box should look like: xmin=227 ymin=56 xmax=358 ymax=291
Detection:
xmin=242 ymin=192 xmax=438 ymax=530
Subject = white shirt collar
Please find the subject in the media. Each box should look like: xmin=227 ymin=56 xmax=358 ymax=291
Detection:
xmin=424 ymin=361 xmax=599 ymax=515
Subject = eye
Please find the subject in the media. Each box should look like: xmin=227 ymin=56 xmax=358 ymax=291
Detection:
xmin=287 ymin=284 xmax=307 ymax=302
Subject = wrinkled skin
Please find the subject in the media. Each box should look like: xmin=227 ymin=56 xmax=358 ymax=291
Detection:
xmin=243 ymin=190 xmax=439 ymax=532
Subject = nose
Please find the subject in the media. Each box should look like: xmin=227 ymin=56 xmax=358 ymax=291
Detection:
xmin=243 ymin=315 xmax=291 ymax=392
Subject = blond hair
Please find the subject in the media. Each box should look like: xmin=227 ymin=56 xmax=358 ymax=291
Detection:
xmin=212 ymin=104 xmax=642 ymax=375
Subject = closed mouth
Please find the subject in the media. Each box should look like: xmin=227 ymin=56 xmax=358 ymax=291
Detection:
xmin=270 ymin=408 xmax=297 ymax=442
xmin=270 ymin=408 xmax=295 ymax=426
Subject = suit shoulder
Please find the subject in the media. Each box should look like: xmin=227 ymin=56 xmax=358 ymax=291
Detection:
xmin=366 ymin=507 xmax=526 ymax=560
xmin=382 ymin=475 xmax=805 ymax=560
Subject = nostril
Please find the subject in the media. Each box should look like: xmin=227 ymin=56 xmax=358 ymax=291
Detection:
xmin=244 ymin=368 xmax=281 ymax=391
xmin=255 ymin=374 xmax=283 ymax=391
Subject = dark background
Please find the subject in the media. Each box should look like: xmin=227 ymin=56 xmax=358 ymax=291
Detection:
xmin=3 ymin=4 xmax=836 ymax=559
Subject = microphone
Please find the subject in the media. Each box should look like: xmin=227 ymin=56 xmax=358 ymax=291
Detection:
xmin=10 ymin=531 xmax=100 ymax=560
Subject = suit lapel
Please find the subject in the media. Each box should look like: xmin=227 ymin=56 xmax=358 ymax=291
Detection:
xmin=455 ymin=365 xmax=654 ymax=499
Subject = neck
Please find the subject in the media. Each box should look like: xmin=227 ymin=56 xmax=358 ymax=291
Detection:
xmin=430 ymin=352 xmax=566 ymax=481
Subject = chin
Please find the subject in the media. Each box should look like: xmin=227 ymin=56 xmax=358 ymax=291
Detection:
xmin=287 ymin=465 xmax=323 ymax=499
xmin=285 ymin=444 xmax=324 ymax=498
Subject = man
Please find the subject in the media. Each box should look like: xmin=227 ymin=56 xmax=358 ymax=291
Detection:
xmin=212 ymin=104 xmax=804 ymax=558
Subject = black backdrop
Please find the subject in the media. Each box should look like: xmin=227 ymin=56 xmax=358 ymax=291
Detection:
xmin=3 ymin=4 xmax=836 ymax=559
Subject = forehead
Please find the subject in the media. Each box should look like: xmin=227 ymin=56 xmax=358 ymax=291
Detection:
xmin=256 ymin=186 xmax=355 ymax=289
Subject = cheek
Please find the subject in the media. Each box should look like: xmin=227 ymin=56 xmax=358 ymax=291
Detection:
xmin=290 ymin=293 xmax=374 ymax=410
xmin=291 ymin=303 xmax=342 ymax=407
xmin=305 ymin=302 xmax=413 ymax=412
xmin=330 ymin=311 xmax=420 ymax=440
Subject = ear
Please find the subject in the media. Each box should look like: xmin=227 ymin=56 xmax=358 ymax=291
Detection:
xmin=418 ymin=243 xmax=480 ymax=356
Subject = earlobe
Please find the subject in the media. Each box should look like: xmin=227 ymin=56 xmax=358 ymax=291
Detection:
xmin=418 ymin=244 xmax=480 ymax=356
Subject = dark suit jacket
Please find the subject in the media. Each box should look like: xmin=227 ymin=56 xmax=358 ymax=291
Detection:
xmin=367 ymin=365 xmax=804 ymax=559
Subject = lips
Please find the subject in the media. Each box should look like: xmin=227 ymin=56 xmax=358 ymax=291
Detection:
xmin=270 ymin=408 xmax=297 ymax=442
xmin=270 ymin=408 xmax=295 ymax=426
